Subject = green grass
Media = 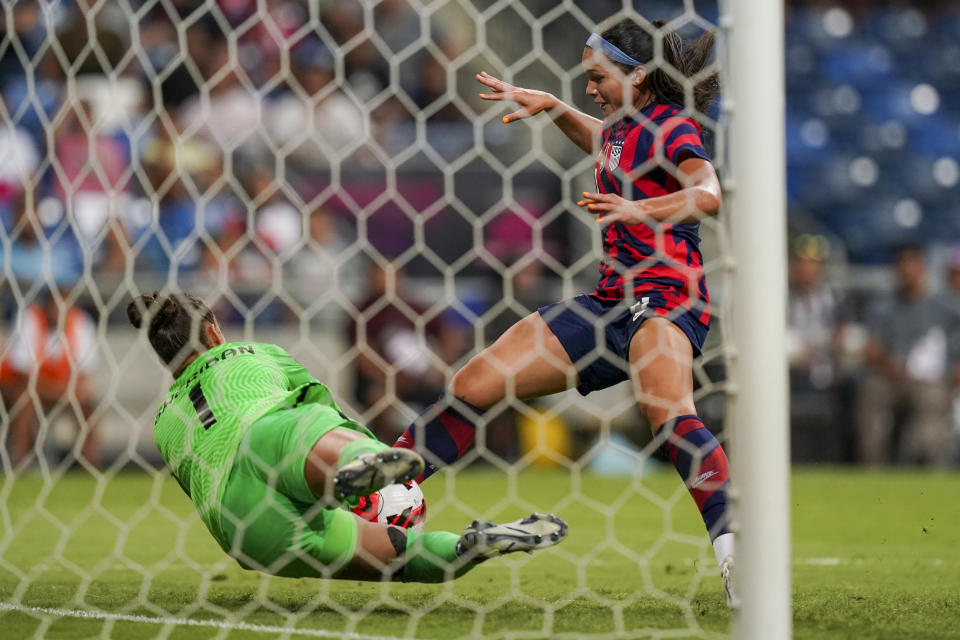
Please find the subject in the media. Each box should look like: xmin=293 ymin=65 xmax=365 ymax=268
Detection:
xmin=1 ymin=467 xmax=958 ymax=639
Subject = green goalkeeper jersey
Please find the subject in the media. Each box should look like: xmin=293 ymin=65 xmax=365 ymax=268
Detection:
xmin=153 ymin=342 xmax=355 ymax=543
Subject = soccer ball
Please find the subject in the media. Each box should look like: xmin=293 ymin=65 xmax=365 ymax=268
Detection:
xmin=351 ymin=480 xmax=426 ymax=531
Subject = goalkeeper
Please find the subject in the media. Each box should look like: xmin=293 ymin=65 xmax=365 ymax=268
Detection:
xmin=127 ymin=292 xmax=566 ymax=582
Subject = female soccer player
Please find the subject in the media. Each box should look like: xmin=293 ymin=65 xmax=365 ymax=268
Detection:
xmin=392 ymin=18 xmax=734 ymax=601
xmin=128 ymin=292 xmax=566 ymax=582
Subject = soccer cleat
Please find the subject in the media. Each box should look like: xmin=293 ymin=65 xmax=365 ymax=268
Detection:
xmin=457 ymin=513 xmax=568 ymax=559
xmin=333 ymin=448 xmax=425 ymax=497
xmin=720 ymin=556 xmax=739 ymax=609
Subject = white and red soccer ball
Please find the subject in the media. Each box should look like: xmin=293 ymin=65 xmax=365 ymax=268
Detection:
xmin=351 ymin=480 xmax=426 ymax=531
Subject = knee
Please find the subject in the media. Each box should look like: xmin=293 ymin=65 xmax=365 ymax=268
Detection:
xmin=449 ymin=358 xmax=502 ymax=410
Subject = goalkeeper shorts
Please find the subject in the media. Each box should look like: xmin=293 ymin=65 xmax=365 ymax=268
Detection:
xmin=217 ymin=403 xmax=375 ymax=578
xmin=538 ymin=292 xmax=708 ymax=395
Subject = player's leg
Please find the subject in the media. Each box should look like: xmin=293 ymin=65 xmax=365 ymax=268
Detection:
xmin=332 ymin=510 xmax=568 ymax=582
xmin=451 ymin=312 xmax=576 ymax=408
xmin=393 ymin=311 xmax=577 ymax=480
xmin=299 ymin=424 xmax=425 ymax=501
xmin=5 ymin=377 xmax=36 ymax=465
xmin=218 ymin=408 xmax=422 ymax=578
xmin=628 ymin=318 xmax=734 ymax=591
xmin=904 ymin=378 xmax=952 ymax=465
xmin=73 ymin=374 xmax=101 ymax=468
xmin=221 ymin=461 xmax=568 ymax=584
xmin=856 ymin=370 xmax=895 ymax=464
xmin=236 ymin=404 xmax=423 ymax=516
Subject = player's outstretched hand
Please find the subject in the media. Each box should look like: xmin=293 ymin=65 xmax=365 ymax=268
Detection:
xmin=578 ymin=191 xmax=651 ymax=226
xmin=477 ymin=71 xmax=557 ymax=124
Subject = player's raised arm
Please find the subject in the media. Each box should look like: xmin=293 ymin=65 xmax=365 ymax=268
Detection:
xmin=477 ymin=71 xmax=601 ymax=154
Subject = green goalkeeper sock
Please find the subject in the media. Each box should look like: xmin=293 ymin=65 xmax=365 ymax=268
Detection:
xmin=336 ymin=437 xmax=390 ymax=469
xmin=400 ymin=529 xmax=476 ymax=583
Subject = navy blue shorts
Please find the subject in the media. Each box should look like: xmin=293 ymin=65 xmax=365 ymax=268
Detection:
xmin=538 ymin=293 xmax=709 ymax=396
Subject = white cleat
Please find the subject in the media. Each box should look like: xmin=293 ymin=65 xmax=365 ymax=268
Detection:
xmin=458 ymin=513 xmax=568 ymax=559
xmin=333 ymin=448 xmax=424 ymax=497
xmin=720 ymin=556 xmax=739 ymax=609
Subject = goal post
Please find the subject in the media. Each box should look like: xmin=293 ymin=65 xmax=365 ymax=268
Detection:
xmin=724 ymin=0 xmax=792 ymax=637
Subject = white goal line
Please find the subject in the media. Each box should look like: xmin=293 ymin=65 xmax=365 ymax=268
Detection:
xmin=0 ymin=602 xmax=413 ymax=640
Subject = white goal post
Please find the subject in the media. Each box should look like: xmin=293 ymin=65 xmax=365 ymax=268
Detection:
xmin=724 ymin=0 xmax=792 ymax=637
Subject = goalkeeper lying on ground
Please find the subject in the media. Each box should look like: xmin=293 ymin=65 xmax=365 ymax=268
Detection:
xmin=127 ymin=292 xmax=567 ymax=581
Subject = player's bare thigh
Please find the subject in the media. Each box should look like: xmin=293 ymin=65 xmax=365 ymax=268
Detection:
xmin=628 ymin=317 xmax=697 ymax=432
xmin=450 ymin=311 xmax=577 ymax=409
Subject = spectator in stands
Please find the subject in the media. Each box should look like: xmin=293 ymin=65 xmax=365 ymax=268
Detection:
xmin=857 ymin=245 xmax=958 ymax=466
xmin=176 ymin=39 xmax=264 ymax=166
xmin=285 ymin=207 xmax=349 ymax=303
xmin=0 ymin=1 xmax=45 ymax=88
xmin=248 ymin=168 xmax=302 ymax=258
xmin=0 ymin=121 xmax=39 ymax=218
xmin=266 ymin=38 xmax=365 ymax=173
xmin=942 ymin=248 xmax=960 ymax=315
xmin=347 ymin=263 xmax=451 ymax=441
xmin=1 ymin=29 xmax=62 ymax=155
xmin=941 ymin=250 xmax=960 ymax=459
xmin=787 ymin=235 xmax=854 ymax=462
xmin=53 ymin=97 xmax=129 ymax=273
xmin=0 ymin=288 xmax=100 ymax=467
xmin=0 ymin=192 xmax=83 ymax=295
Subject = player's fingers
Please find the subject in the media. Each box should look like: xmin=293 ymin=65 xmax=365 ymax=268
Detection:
xmin=476 ymin=75 xmax=498 ymax=90
xmin=594 ymin=212 xmax=624 ymax=225
xmin=476 ymin=72 xmax=510 ymax=91
xmin=585 ymin=202 xmax=614 ymax=213
xmin=478 ymin=92 xmax=506 ymax=101
xmin=582 ymin=191 xmax=614 ymax=203
xmin=501 ymin=108 xmax=530 ymax=124
xmin=578 ymin=192 xmax=595 ymax=204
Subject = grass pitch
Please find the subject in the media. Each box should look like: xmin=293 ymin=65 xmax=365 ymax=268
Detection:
xmin=1 ymin=467 xmax=958 ymax=639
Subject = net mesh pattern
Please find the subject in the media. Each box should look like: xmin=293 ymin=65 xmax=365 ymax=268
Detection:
xmin=0 ymin=1 xmax=732 ymax=637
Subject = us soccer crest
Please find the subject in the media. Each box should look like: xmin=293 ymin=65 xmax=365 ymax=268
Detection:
xmin=607 ymin=142 xmax=622 ymax=171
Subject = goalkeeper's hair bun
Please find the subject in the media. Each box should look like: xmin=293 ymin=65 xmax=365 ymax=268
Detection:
xmin=126 ymin=292 xmax=218 ymax=367
xmin=126 ymin=293 xmax=160 ymax=329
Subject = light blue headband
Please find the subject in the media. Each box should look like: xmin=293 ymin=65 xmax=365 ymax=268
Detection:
xmin=585 ymin=33 xmax=645 ymax=68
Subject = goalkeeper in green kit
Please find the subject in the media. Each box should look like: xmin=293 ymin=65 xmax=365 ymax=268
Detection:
xmin=128 ymin=293 xmax=567 ymax=582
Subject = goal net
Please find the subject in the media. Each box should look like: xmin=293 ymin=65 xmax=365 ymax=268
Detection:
xmin=0 ymin=0 xmax=786 ymax=638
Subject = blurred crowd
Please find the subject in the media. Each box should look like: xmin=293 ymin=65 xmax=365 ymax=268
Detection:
xmin=0 ymin=0 xmax=489 ymax=309
xmin=1 ymin=0 xmax=959 ymax=468
xmin=788 ymin=238 xmax=960 ymax=466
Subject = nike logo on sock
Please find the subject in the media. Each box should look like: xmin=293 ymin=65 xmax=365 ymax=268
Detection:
xmin=691 ymin=470 xmax=718 ymax=489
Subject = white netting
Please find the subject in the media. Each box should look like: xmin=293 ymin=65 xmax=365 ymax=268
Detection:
xmin=0 ymin=1 xmax=736 ymax=638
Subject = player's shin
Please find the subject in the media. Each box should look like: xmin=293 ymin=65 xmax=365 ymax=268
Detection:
xmin=393 ymin=395 xmax=483 ymax=481
xmin=658 ymin=415 xmax=732 ymax=565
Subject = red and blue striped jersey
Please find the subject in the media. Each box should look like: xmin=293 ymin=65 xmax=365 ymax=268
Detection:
xmin=594 ymin=102 xmax=712 ymax=327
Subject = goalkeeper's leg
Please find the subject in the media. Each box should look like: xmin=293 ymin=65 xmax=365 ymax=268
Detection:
xmin=301 ymin=426 xmax=425 ymax=502
xmin=239 ymin=405 xmax=424 ymax=515
xmin=333 ymin=512 xmax=568 ymax=583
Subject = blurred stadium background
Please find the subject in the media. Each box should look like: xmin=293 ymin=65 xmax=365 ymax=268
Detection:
xmin=1 ymin=0 xmax=958 ymax=477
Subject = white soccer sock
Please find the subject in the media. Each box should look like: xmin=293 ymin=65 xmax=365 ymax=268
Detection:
xmin=712 ymin=532 xmax=735 ymax=567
